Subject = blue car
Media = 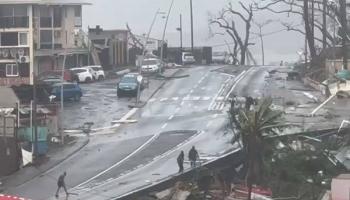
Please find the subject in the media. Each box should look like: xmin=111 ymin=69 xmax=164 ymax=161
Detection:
xmin=51 ymin=82 xmax=83 ymax=101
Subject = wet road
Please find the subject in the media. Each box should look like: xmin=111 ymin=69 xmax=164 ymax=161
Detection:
xmin=62 ymin=78 xmax=131 ymax=129
xmin=5 ymin=65 xmax=259 ymax=200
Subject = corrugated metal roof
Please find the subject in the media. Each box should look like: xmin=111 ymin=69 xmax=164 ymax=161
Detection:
xmin=0 ymin=0 xmax=91 ymax=5
xmin=0 ymin=87 xmax=19 ymax=109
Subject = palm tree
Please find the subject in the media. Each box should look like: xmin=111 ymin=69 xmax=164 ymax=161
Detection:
xmin=230 ymin=97 xmax=284 ymax=200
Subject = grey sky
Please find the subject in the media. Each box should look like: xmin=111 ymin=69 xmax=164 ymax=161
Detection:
xmin=83 ymin=0 xmax=305 ymax=64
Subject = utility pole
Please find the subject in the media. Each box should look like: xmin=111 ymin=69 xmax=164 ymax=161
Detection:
xmin=60 ymin=52 xmax=67 ymax=145
xmin=340 ymin=0 xmax=348 ymax=69
xmin=180 ymin=14 xmax=183 ymax=51
xmin=190 ymin=0 xmax=194 ymax=52
xmin=177 ymin=14 xmax=183 ymax=64
xmin=258 ymin=26 xmax=265 ymax=66
xmin=32 ymin=72 xmax=38 ymax=161
xmin=322 ymin=0 xmax=327 ymax=49
xmin=160 ymin=0 xmax=175 ymax=62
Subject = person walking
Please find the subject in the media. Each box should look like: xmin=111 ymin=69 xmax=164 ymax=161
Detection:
xmin=188 ymin=146 xmax=199 ymax=168
xmin=177 ymin=151 xmax=185 ymax=173
xmin=55 ymin=172 xmax=69 ymax=198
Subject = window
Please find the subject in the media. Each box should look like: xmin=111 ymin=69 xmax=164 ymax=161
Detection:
xmin=19 ymin=32 xmax=28 ymax=46
xmin=74 ymin=6 xmax=81 ymax=17
xmin=40 ymin=30 xmax=53 ymax=49
xmin=1 ymin=32 xmax=18 ymax=46
xmin=6 ymin=64 xmax=18 ymax=77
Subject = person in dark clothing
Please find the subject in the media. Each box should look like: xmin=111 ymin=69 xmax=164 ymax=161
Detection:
xmin=177 ymin=151 xmax=185 ymax=173
xmin=55 ymin=172 xmax=68 ymax=198
xmin=245 ymin=96 xmax=254 ymax=111
xmin=188 ymin=146 xmax=199 ymax=168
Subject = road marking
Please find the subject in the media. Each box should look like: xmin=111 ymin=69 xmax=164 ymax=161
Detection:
xmin=160 ymin=98 xmax=168 ymax=102
xmin=216 ymin=96 xmax=225 ymax=101
xmin=80 ymin=131 xmax=205 ymax=195
xmin=168 ymin=115 xmax=174 ymax=120
xmin=208 ymin=81 xmax=226 ymax=110
xmin=74 ymin=133 xmax=159 ymax=188
xmin=175 ymin=107 xmax=180 ymax=113
xmin=180 ymin=101 xmax=185 ymax=106
xmin=148 ymin=98 xmax=156 ymax=102
xmin=91 ymin=108 xmax=138 ymax=132
xmin=172 ymin=97 xmax=179 ymax=101
xmin=213 ymin=114 xmax=218 ymax=118
xmin=183 ymin=96 xmax=190 ymax=101
xmin=202 ymin=96 xmax=211 ymax=101
xmin=193 ymin=96 xmax=201 ymax=101
xmin=206 ymin=121 xmax=213 ymax=128
xmin=161 ymin=123 xmax=168 ymax=129
xmin=190 ymin=90 xmax=194 ymax=93
xmin=225 ymin=67 xmax=254 ymax=100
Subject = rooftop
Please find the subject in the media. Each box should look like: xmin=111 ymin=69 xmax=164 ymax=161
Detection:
xmin=0 ymin=87 xmax=19 ymax=109
xmin=0 ymin=0 xmax=91 ymax=5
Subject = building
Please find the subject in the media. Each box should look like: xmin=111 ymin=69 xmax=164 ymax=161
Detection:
xmin=0 ymin=87 xmax=20 ymax=176
xmin=0 ymin=0 xmax=91 ymax=86
xmin=89 ymin=26 xmax=128 ymax=69
xmin=331 ymin=174 xmax=350 ymax=200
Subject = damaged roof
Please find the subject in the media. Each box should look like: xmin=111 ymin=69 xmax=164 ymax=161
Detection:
xmin=0 ymin=87 xmax=19 ymax=109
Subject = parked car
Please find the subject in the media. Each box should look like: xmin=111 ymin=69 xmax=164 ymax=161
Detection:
xmin=141 ymin=58 xmax=161 ymax=73
xmin=117 ymin=73 xmax=143 ymax=97
xmin=182 ymin=52 xmax=196 ymax=65
xmin=82 ymin=65 xmax=105 ymax=81
xmin=39 ymin=76 xmax=62 ymax=87
xmin=70 ymin=68 xmax=94 ymax=83
xmin=212 ymin=52 xmax=229 ymax=64
xmin=51 ymin=82 xmax=83 ymax=101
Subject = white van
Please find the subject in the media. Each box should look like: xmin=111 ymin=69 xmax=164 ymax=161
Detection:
xmin=182 ymin=52 xmax=196 ymax=65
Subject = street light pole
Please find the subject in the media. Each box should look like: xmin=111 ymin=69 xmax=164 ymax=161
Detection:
xmin=180 ymin=14 xmax=183 ymax=51
xmin=160 ymin=0 xmax=175 ymax=62
xmin=190 ymin=0 xmax=194 ymax=52
xmin=60 ymin=51 xmax=67 ymax=145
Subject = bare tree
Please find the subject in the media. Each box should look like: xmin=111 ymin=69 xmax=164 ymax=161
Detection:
xmin=256 ymin=0 xmax=340 ymax=69
xmin=209 ymin=2 xmax=254 ymax=65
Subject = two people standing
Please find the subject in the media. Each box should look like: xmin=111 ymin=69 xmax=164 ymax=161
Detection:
xmin=177 ymin=146 xmax=199 ymax=173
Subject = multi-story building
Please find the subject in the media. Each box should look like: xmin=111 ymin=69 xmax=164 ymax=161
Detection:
xmin=0 ymin=0 xmax=91 ymax=86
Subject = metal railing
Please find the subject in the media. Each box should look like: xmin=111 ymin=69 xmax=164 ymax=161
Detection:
xmin=0 ymin=16 xmax=29 ymax=28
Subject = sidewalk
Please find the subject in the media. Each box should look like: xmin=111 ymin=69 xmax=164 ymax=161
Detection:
xmin=1 ymin=136 xmax=89 ymax=190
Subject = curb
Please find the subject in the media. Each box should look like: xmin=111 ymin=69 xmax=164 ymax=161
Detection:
xmin=3 ymin=137 xmax=90 ymax=189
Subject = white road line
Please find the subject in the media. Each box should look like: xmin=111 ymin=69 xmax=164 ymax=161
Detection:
xmin=193 ymin=96 xmax=201 ymax=101
xmin=225 ymin=67 xmax=254 ymax=100
xmin=202 ymin=96 xmax=211 ymax=101
xmin=206 ymin=121 xmax=213 ymax=128
xmin=74 ymin=133 xmax=159 ymax=188
xmin=183 ymin=96 xmax=190 ymax=101
xmin=168 ymin=115 xmax=174 ymax=120
xmin=181 ymin=101 xmax=185 ymax=106
xmin=160 ymin=98 xmax=168 ymax=102
xmin=213 ymin=114 xmax=218 ymax=118
xmin=216 ymin=96 xmax=225 ymax=101
xmin=161 ymin=123 xmax=168 ymax=129
xmin=79 ymin=131 xmax=205 ymax=195
xmin=208 ymin=81 xmax=226 ymax=110
xmin=148 ymin=98 xmax=156 ymax=102
xmin=190 ymin=90 xmax=194 ymax=93
xmin=172 ymin=97 xmax=179 ymax=101
xmin=175 ymin=107 xmax=180 ymax=113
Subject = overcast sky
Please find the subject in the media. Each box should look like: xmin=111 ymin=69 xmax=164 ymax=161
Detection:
xmin=83 ymin=0 xmax=305 ymax=64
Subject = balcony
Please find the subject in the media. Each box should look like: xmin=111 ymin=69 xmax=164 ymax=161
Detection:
xmin=40 ymin=17 xmax=61 ymax=28
xmin=0 ymin=16 xmax=29 ymax=29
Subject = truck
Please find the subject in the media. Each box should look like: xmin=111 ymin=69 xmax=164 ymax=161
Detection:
xmin=182 ymin=52 xmax=196 ymax=65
